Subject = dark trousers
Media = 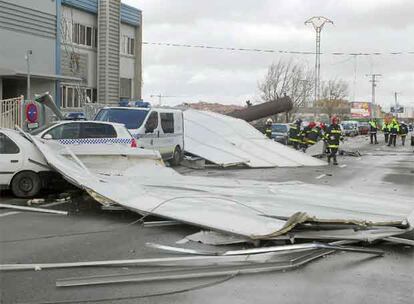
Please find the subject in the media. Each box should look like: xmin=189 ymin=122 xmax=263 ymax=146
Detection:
xmin=370 ymin=132 xmax=378 ymax=144
xmin=327 ymin=148 xmax=338 ymax=164
xmin=384 ymin=133 xmax=389 ymax=143
xmin=401 ymin=135 xmax=406 ymax=146
xmin=292 ymin=141 xmax=300 ymax=150
xmin=388 ymin=134 xmax=397 ymax=147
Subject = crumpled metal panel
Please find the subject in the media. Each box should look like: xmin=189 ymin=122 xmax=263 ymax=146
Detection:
xmin=183 ymin=109 xmax=327 ymax=167
xmin=29 ymin=135 xmax=414 ymax=240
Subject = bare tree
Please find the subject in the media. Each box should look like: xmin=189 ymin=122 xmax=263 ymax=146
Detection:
xmin=318 ymin=79 xmax=349 ymax=118
xmin=258 ymin=59 xmax=314 ymax=122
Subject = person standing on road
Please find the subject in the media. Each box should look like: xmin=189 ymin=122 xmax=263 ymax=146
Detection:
xmin=288 ymin=118 xmax=302 ymax=150
xmin=387 ymin=117 xmax=400 ymax=147
xmin=400 ymin=121 xmax=408 ymax=146
xmin=299 ymin=122 xmax=312 ymax=152
xmin=264 ymin=118 xmax=273 ymax=139
xmin=382 ymin=120 xmax=390 ymax=143
xmin=325 ymin=116 xmax=343 ymax=165
xmin=369 ymin=118 xmax=379 ymax=144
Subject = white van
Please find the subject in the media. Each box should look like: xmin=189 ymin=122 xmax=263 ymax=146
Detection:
xmin=94 ymin=107 xmax=184 ymax=165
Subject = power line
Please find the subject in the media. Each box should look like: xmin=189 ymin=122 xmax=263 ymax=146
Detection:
xmin=142 ymin=41 xmax=414 ymax=57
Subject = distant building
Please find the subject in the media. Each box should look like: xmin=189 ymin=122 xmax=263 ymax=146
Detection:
xmin=0 ymin=0 xmax=142 ymax=108
xmin=179 ymin=101 xmax=244 ymax=114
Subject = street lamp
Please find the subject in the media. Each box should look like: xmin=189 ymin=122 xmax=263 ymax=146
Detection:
xmin=305 ymin=16 xmax=333 ymax=107
xmin=25 ymin=50 xmax=33 ymax=101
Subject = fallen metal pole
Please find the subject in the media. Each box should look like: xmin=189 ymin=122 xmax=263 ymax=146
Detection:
xmin=0 ymin=253 xmax=277 ymax=271
xmin=0 ymin=203 xmax=68 ymax=215
xmin=55 ymin=249 xmax=338 ymax=287
xmin=146 ymin=241 xmax=384 ymax=256
xmin=227 ymin=96 xmax=293 ymax=122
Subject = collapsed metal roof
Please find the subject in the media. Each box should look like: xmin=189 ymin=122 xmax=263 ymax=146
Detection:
xmin=28 ymin=133 xmax=414 ymax=242
xmin=183 ymin=109 xmax=327 ymax=167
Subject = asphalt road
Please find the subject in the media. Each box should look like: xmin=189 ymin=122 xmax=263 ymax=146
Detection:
xmin=0 ymin=135 xmax=413 ymax=304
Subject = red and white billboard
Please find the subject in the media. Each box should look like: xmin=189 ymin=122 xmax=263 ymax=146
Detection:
xmin=351 ymin=102 xmax=371 ymax=118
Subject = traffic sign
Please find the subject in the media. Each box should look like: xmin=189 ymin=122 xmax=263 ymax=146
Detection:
xmin=26 ymin=103 xmax=38 ymax=123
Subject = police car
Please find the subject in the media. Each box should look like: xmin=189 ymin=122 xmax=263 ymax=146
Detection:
xmin=0 ymin=128 xmax=52 ymax=198
xmin=31 ymin=121 xmax=137 ymax=154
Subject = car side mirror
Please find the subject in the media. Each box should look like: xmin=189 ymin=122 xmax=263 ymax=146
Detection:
xmin=43 ymin=134 xmax=53 ymax=140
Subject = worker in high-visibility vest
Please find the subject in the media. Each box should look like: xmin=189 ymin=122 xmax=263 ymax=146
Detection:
xmin=368 ymin=118 xmax=378 ymax=144
xmin=387 ymin=117 xmax=400 ymax=147
xmin=325 ymin=116 xmax=344 ymax=165
xmin=288 ymin=119 xmax=302 ymax=150
xmin=264 ymin=118 xmax=273 ymax=139
xmin=382 ymin=121 xmax=390 ymax=143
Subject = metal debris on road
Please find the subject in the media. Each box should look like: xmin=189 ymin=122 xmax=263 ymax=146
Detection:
xmin=0 ymin=203 xmax=68 ymax=215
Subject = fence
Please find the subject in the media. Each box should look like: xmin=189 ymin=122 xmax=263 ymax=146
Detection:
xmin=0 ymin=96 xmax=24 ymax=129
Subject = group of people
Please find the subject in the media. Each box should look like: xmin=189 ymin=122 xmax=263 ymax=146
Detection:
xmin=287 ymin=116 xmax=343 ymax=165
xmin=367 ymin=117 xmax=409 ymax=147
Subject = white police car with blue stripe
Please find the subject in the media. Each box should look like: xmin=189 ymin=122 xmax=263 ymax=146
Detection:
xmin=32 ymin=121 xmax=137 ymax=154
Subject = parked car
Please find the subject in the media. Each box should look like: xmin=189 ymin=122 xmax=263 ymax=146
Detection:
xmin=357 ymin=121 xmax=370 ymax=135
xmin=0 ymin=128 xmax=52 ymax=198
xmin=31 ymin=121 xmax=137 ymax=153
xmin=342 ymin=121 xmax=359 ymax=137
xmin=271 ymin=123 xmax=290 ymax=145
xmin=94 ymin=107 xmax=184 ymax=166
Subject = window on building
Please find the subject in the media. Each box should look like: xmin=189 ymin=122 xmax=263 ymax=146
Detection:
xmin=121 ymin=35 xmax=135 ymax=55
xmin=86 ymin=27 xmax=92 ymax=46
xmin=92 ymin=88 xmax=97 ymax=103
xmin=129 ymin=38 xmax=135 ymax=55
xmin=120 ymin=78 xmax=132 ymax=99
xmin=79 ymin=25 xmax=86 ymax=45
xmin=0 ymin=133 xmax=20 ymax=154
xmin=72 ymin=23 xmax=79 ymax=44
xmin=94 ymin=28 xmax=98 ymax=48
xmin=61 ymin=86 xmax=97 ymax=108
xmin=160 ymin=113 xmax=174 ymax=134
xmin=72 ymin=23 xmax=97 ymax=48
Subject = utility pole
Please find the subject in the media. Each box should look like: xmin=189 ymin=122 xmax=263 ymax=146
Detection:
xmin=25 ymin=50 xmax=33 ymax=101
xmin=150 ymin=94 xmax=181 ymax=106
xmin=394 ymin=91 xmax=400 ymax=119
xmin=365 ymin=73 xmax=381 ymax=119
xmin=305 ymin=16 xmax=333 ymax=109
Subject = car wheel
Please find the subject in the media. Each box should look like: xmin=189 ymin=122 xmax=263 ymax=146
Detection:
xmin=11 ymin=171 xmax=41 ymax=198
xmin=170 ymin=146 xmax=182 ymax=166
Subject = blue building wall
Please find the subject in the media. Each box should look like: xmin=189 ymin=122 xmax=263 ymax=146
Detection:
xmin=61 ymin=0 xmax=141 ymax=26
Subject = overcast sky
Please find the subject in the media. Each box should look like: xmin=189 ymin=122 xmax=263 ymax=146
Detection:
xmin=124 ymin=0 xmax=414 ymax=109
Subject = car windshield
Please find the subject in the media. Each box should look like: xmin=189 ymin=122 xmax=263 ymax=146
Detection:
xmin=342 ymin=124 xmax=355 ymax=130
xmin=29 ymin=122 xmax=59 ymax=135
xmin=94 ymin=108 xmax=149 ymax=129
xmin=272 ymin=124 xmax=288 ymax=132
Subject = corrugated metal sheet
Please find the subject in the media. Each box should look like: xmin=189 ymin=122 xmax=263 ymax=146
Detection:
xmin=29 ymin=134 xmax=413 ymax=241
xmin=183 ymin=109 xmax=327 ymax=167
xmin=62 ymin=0 xmax=141 ymax=26
xmin=0 ymin=0 xmax=56 ymax=39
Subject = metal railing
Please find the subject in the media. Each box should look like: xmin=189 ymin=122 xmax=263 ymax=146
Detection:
xmin=0 ymin=96 xmax=24 ymax=129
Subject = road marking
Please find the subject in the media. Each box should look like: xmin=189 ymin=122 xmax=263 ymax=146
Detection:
xmin=315 ymin=174 xmax=326 ymax=179
xmin=339 ymin=164 xmax=347 ymax=168
xmin=0 ymin=211 xmax=20 ymax=217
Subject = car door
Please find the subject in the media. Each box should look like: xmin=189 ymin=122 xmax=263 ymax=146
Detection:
xmin=140 ymin=111 xmax=159 ymax=150
xmin=0 ymin=132 xmax=23 ymax=186
xmin=158 ymin=112 xmax=176 ymax=158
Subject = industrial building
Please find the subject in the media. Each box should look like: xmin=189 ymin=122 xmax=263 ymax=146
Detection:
xmin=0 ymin=0 xmax=142 ymax=109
